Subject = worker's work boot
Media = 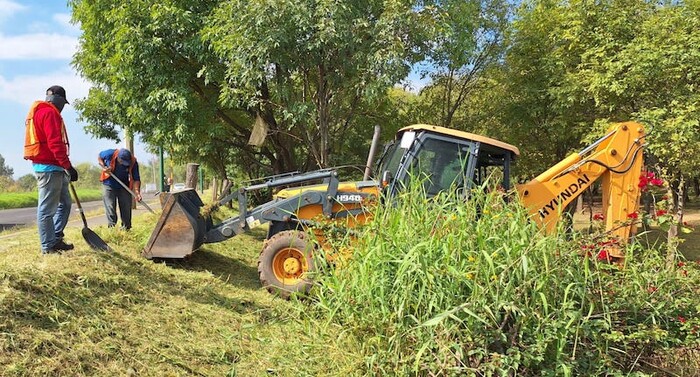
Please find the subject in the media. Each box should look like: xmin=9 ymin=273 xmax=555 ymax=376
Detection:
xmin=53 ymin=240 xmax=75 ymax=251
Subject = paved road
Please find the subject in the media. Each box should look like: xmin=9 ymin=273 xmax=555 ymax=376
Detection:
xmin=0 ymin=197 xmax=161 ymax=252
xmin=0 ymin=198 xmax=160 ymax=231
xmin=0 ymin=200 xmax=107 ymax=231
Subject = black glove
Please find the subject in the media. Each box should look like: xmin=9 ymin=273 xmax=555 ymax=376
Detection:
xmin=68 ymin=166 xmax=79 ymax=182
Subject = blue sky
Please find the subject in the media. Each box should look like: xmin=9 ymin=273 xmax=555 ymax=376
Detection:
xmin=0 ymin=0 xmax=148 ymax=179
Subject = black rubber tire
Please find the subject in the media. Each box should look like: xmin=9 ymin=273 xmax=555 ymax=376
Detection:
xmin=257 ymin=230 xmax=315 ymax=299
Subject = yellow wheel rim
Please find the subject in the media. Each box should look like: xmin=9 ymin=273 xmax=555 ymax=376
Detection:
xmin=272 ymin=247 xmax=308 ymax=285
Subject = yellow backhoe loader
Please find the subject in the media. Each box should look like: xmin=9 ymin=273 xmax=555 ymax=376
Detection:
xmin=143 ymin=121 xmax=645 ymax=297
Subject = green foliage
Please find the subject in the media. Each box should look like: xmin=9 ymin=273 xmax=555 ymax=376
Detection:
xmin=70 ymin=0 xmax=434 ymax=181
xmin=310 ymin=185 xmax=700 ymax=375
xmin=74 ymin=162 xmax=103 ymax=189
xmin=16 ymin=174 xmax=36 ymax=192
xmin=493 ymin=0 xmax=700 ymax=182
xmin=204 ymin=0 xmax=433 ymax=170
xmin=0 ymin=192 xmax=36 ymax=209
xmin=1 ymin=185 xmax=700 ymax=375
xmin=418 ymin=0 xmax=511 ymax=128
xmin=70 ymin=0 xmax=253 ymax=180
xmin=0 ymin=154 xmax=13 ymax=177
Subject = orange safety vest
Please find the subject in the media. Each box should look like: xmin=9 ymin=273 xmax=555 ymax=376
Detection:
xmin=100 ymin=149 xmax=136 ymax=188
xmin=24 ymin=101 xmax=69 ymax=159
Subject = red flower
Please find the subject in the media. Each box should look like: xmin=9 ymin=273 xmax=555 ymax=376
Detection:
xmin=593 ymin=213 xmax=605 ymax=221
xmin=678 ymin=316 xmax=687 ymax=324
xmin=638 ymin=172 xmax=664 ymax=191
xmin=656 ymin=210 xmax=667 ymax=217
xmin=647 ymin=285 xmax=657 ymax=293
xmin=678 ymin=262 xmax=686 ymax=267
xmin=597 ymin=250 xmax=610 ymax=261
xmin=627 ymin=212 xmax=639 ymax=219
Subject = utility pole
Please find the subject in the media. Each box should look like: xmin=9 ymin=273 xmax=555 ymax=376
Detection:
xmin=159 ymin=146 xmax=165 ymax=192
xmin=125 ymin=128 xmax=136 ymax=209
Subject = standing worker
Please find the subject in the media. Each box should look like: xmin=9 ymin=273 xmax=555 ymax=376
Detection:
xmin=24 ymin=85 xmax=79 ymax=255
xmin=98 ymin=148 xmax=141 ymax=230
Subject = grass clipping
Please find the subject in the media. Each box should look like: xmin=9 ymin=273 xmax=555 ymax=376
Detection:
xmin=0 ymin=210 xmax=342 ymax=376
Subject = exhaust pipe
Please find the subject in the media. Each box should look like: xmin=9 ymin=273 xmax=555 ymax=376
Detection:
xmin=363 ymin=125 xmax=381 ymax=180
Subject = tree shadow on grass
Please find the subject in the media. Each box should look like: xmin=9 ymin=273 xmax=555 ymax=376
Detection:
xmin=149 ymin=227 xmax=269 ymax=290
xmin=158 ymin=248 xmax=262 ymax=291
xmin=2 ymin=249 xmax=275 ymax=335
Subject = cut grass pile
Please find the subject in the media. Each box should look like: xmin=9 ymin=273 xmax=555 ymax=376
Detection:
xmin=0 ymin=210 xmax=358 ymax=376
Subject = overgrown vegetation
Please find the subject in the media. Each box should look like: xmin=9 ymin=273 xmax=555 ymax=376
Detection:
xmin=309 ymin=187 xmax=700 ymax=375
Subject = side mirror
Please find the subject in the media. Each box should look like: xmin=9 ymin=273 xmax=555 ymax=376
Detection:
xmin=381 ymin=170 xmax=393 ymax=188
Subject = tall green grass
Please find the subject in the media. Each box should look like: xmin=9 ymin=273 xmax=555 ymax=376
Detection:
xmin=309 ymin=184 xmax=700 ymax=376
xmin=0 ymin=189 xmax=103 ymax=210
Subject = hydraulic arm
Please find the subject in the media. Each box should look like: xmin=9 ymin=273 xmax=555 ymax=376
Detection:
xmin=516 ymin=122 xmax=646 ymax=257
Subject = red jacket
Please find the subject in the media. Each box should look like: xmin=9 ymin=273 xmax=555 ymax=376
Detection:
xmin=24 ymin=101 xmax=71 ymax=169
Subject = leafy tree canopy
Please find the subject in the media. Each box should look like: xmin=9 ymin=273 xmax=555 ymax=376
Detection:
xmin=0 ymin=154 xmax=14 ymax=177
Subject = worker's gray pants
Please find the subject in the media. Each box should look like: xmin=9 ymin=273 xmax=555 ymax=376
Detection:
xmin=103 ymin=185 xmax=133 ymax=230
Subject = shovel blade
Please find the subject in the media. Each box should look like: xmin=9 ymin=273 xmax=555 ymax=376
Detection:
xmin=82 ymin=227 xmax=112 ymax=252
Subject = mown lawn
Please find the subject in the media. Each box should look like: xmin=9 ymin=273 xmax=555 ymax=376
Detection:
xmin=0 ymin=210 xmax=357 ymax=376
xmin=0 ymin=189 xmax=103 ymax=210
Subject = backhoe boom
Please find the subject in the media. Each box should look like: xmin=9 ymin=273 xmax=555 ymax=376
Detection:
xmin=517 ymin=122 xmax=646 ymax=257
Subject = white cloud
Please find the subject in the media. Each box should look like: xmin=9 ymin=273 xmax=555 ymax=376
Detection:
xmin=0 ymin=0 xmax=26 ymax=22
xmin=53 ymin=13 xmax=80 ymax=34
xmin=0 ymin=32 xmax=77 ymax=60
xmin=0 ymin=69 xmax=91 ymax=106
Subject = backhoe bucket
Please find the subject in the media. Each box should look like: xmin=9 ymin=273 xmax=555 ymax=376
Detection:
xmin=143 ymin=189 xmax=207 ymax=259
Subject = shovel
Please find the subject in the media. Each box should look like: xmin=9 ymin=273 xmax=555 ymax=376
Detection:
xmin=68 ymin=182 xmax=112 ymax=252
xmin=106 ymin=172 xmax=156 ymax=214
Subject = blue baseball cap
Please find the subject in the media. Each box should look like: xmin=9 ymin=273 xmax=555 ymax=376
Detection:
xmin=118 ymin=149 xmax=132 ymax=166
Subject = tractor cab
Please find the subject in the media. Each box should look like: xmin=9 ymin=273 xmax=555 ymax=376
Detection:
xmin=378 ymin=124 xmax=520 ymax=197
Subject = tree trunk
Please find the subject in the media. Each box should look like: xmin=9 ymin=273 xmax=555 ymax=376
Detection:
xmin=211 ymin=177 xmax=218 ymax=202
xmin=221 ymin=178 xmax=233 ymax=208
xmin=316 ymin=63 xmax=331 ymax=168
xmin=185 ymin=163 xmax=199 ymax=189
xmin=125 ymin=129 xmax=136 ymax=209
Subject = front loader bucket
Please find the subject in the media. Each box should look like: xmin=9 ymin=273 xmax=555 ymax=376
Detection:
xmin=143 ymin=189 xmax=207 ymax=259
